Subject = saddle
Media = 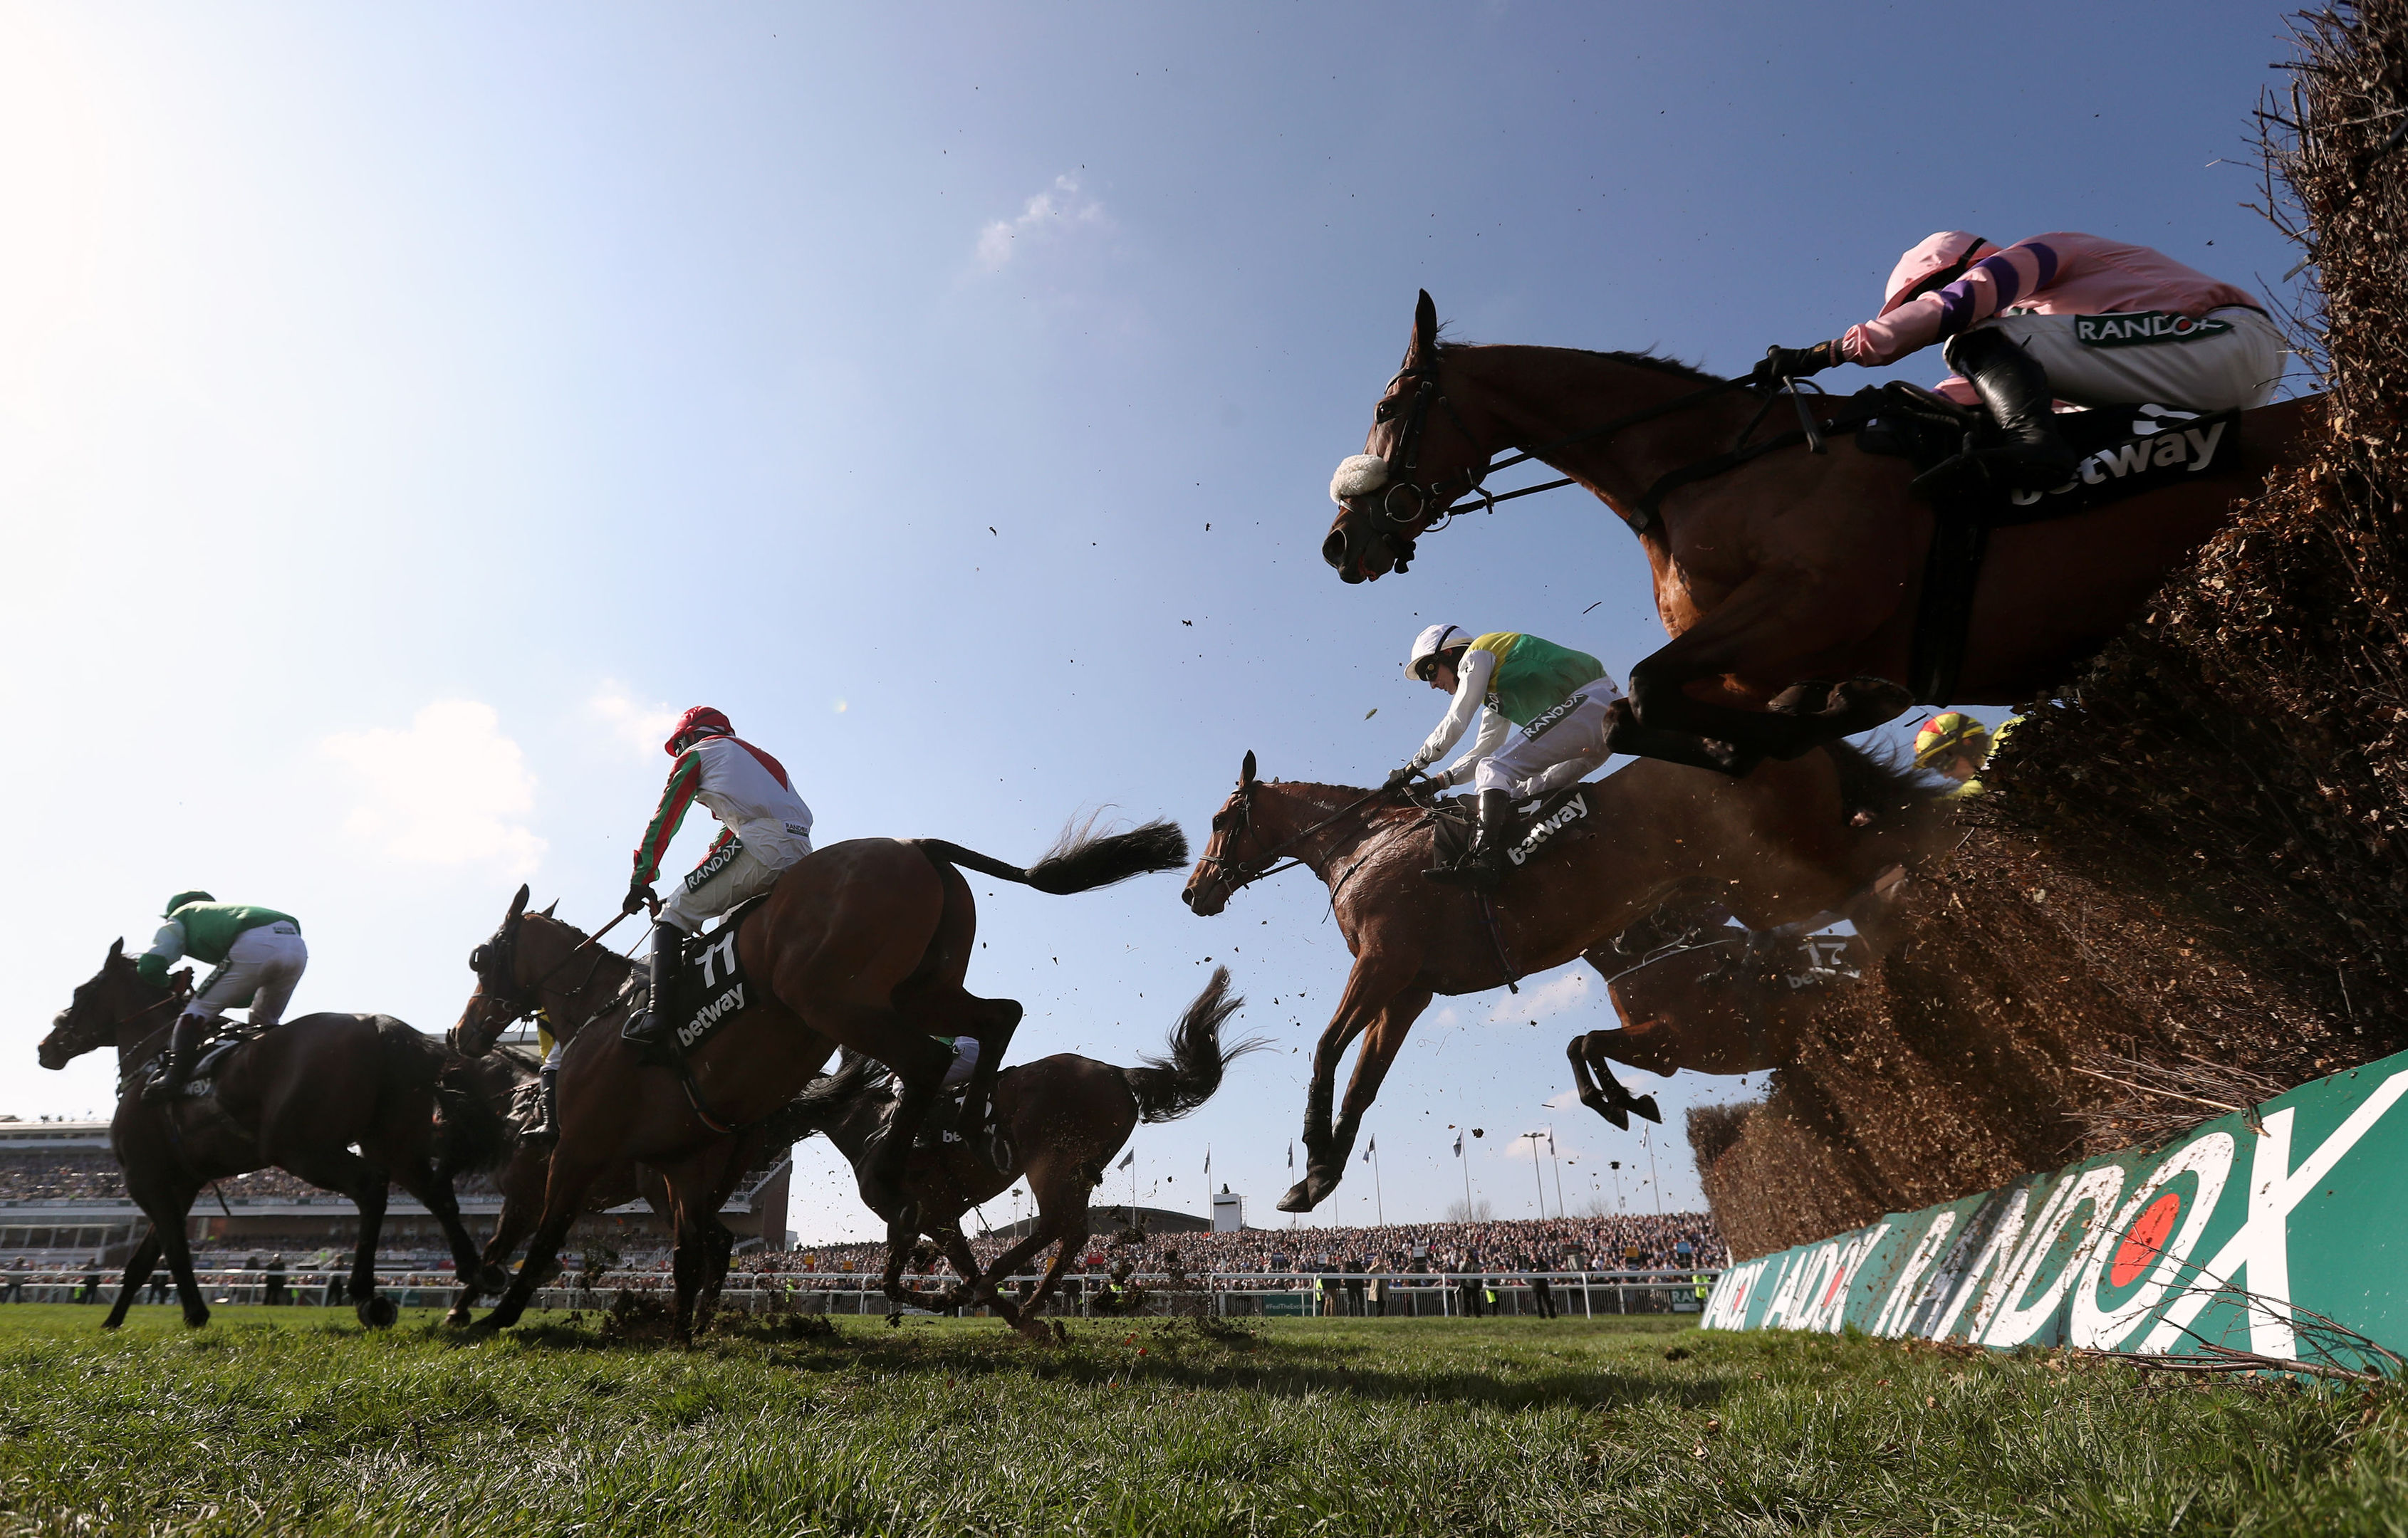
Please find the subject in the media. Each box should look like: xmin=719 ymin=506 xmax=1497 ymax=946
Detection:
xmin=141 ymin=1032 xmax=251 ymax=1102
xmin=1428 ymin=782 xmax=1597 ymax=873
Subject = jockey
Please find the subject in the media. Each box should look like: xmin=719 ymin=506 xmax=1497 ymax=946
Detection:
xmin=136 ymin=892 xmax=308 ymax=1103
xmin=1382 ymin=624 xmax=1625 ymax=891
xmin=619 ymin=706 xmax=814 ymax=1052
xmin=1754 ymin=231 xmax=2285 ymax=491
xmin=1913 ymin=710 xmax=1995 ymax=799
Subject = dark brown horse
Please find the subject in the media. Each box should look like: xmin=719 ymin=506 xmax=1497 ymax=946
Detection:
xmin=39 ymin=941 xmax=511 ymax=1329
xmin=782 ymin=968 xmax=1260 ymax=1337
xmin=1565 ymin=925 xmax=1864 ymax=1123
xmin=1320 ymin=292 xmax=2320 ymax=769
xmin=456 ymin=818 xmax=1185 ymax=1338
xmin=1182 ymin=748 xmax=1941 ymax=1211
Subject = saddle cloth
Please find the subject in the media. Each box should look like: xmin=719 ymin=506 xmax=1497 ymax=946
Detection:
xmin=142 ymin=1033 xmax=252 ymax=1101
xmin=1429 ymin=783 xmax=1597 ymax=872
xmin=655 ymin=893 xmax=771 ymax=1055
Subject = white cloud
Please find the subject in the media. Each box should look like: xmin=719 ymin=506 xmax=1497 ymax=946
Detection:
xmin=321 ymin=701 xmax=544 ymax=875
xmin=974 ymin=174 xmax=1110 ymax=272
xmin=1485 ymin=967 xmax=1595 ymax=1025
xmin=590 ymin=680 xmax=678 ymax=760
xmin=1543 ymin=1088 xmax=1582 ymax=1110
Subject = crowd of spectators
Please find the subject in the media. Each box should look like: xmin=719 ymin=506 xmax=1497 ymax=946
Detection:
xmin=0 ymin=1151 xmax=126 ymax=1201
xmin=730 ymin=1211 xmax=1724 ymax=1283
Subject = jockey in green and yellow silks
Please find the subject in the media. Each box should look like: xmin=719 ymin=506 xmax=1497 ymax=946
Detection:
xmin=1383 ymin=624 xmax=1626 ymax=890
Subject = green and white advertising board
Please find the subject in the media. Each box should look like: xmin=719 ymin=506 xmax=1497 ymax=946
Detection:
xmin=1701 ymin=1051 xmax=2408 ymax=1367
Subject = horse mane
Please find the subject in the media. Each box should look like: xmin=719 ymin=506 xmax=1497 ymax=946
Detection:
xmin=1435 ymin=338 xmax=1728 ymax=385
xmin=772 ymin=1050 xmax=893 ymax=1144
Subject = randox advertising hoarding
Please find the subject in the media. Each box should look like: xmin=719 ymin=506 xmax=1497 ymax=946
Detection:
xmin=1701 ymin=1050 xmax=2408 ymax=1369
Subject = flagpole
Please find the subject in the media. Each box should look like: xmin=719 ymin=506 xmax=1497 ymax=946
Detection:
xmin=1549 ymin=1129 xmax=1565 ymax=1219
xmin=1645 ymin=1126 xmax=1663 ymax=1218
xmin=1370 ymin=1142 xmax=1385 ymax=1227
xmin=1528 ymin=1132 xmax=1546 ymax=1215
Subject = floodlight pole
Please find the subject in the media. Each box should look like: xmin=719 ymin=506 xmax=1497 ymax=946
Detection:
xmin=1527 ymin=1132 xmax=1546 ymax=1216
xmin=1371 ymin=1144 xmax=1385 ymax=1227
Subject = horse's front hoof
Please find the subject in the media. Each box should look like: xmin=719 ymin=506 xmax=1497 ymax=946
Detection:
xmin=357 ymin=1294 xmax=400 ymax=1329
xmin=1581 ymin=1094 xmax=1630 ymax=1131
xmin=1277 ymin=1171 xmax=1335 ymax=1212
xmin=182 ymin=1307 xmax=211 ymax=1329
xmin=1630 ymin=1094 xmax=1663 ymax=1125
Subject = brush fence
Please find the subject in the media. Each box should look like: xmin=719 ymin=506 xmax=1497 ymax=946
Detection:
xmin=1702 ymin=1049 xmax=2408 ymax=1369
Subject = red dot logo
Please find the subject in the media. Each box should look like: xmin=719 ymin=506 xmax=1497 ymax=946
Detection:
xmin=2108 ymin=1192 xmax=2182 ymax=1288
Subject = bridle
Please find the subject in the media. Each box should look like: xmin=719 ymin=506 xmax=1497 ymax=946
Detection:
xmin=467 ymin=907 xmax=634 ymax=1032
xmin=1352 ymin=357 xmax=1767 ymax=547
xmin=1194 ymin=782 xmax=1397 ymax=896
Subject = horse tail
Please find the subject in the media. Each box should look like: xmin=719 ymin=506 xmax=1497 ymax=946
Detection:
xmin=917 ymin=815 xmax=1189 ymax=896
xmin=1120 ymin=967 xmax=1270 ymax=1124
xmin=765 ymin=1051 xmax=888 ymax=1144
xmin=1822 ymin=737 xmax=1941 ymax=822
xmin=431 ymin=1046 xmax=521 ymax=1176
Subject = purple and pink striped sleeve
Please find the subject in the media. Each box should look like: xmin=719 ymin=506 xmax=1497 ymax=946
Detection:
xmin=1841 ymin=240 xmax=2063 ymax=366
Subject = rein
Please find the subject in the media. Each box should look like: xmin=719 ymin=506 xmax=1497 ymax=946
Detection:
xmin=1199 ymin=785 xmax=1403 ymax=895
xmin=471 ymin=908 xmax=637 ymax=1032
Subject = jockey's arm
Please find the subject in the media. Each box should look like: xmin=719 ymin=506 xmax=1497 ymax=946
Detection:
xmin=135 ymin=921 xmax=187 ymax=988
xmin=1840 ymin=239 xmax=2061 ymax=367
xmin=632 ymin=752 xmax=706 ymax=886
xmin=1433 ymin=711 xmax=1512 ymax=789
xmin=1404 ymin=649 xmax=1498 ymax=779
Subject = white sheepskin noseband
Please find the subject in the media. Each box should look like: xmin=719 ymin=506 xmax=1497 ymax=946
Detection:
xmin=1330 ymin=454 xmax=1390 ymax=505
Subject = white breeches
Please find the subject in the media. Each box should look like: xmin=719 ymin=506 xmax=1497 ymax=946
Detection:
xmin=1471 ymin=678 xmax=1623 ymax=798
xmin=660 ymin=839 xmax=806 ymax=934
xmin=939 ymin=1037 xmax=980 ymax=1093
xmin=1939 ymin=305 xmax=2285 ymax=413
xmin=187 ymin=924 xmax=308 ymax=1026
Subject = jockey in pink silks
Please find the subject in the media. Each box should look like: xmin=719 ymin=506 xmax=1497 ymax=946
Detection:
xmin=1752 ymin=231 xmax=2286 ymax=491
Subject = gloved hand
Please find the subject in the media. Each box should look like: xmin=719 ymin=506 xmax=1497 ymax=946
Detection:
xmin=1382 ymin=765 xmax=1422 ymax=792
xmin=623 ymin=878 xmax=658 ymax=917
xmin=1749 ymin=340 xmax=1841 ymax=392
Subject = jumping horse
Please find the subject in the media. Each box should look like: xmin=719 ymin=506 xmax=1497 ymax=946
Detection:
xmin=454 ymin=817 xmax=1186 ymax=1339
xmin=1320 ymin=291 xmax=2320 ymax=771
xmin=40 ymin=941 xmax=511 ymax=1329
xmin=781 ymin=967 xmax=1261 ymax=1338
xmin=1182 ymin=748 xmax=1943 ymax=1211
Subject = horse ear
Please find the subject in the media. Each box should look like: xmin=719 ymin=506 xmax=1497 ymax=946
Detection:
xmin=538 ymin=901 xmax=558 ymax=919
xmin=1412 ymin=290 xmax=1438 ymax=359
xmin=109 ymin=936 xmax=124 ymax=960
xmin=508 ymin=884 xmax=529 ymax=918
xmin=1241 ymin=750 xmax=1257 ymax=787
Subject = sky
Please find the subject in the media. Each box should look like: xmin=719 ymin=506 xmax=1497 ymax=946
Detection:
xmin=0 ymin=1 xmax=2315 ymax=1243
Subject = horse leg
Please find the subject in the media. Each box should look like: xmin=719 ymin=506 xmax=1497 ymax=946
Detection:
xmin=104 ymin=1225 xmax=166 ymax=1330
xmin=481 ymin=1136 xmax=611 ymax=1332
xmin=448 ymin=1146 xmax=543 ymax=1324
xmin=272 ymin=1143 xmax=398 ymax=1327
xmin=1320 ymin=985 xmax=1435 ymax=1189
xmin=1282 ymin=957 xmax=1414 ymax=1213
xmin=381 ymin=1151 xmax=498 ymax=1302
xmin=1568 ymin=1032 xmax=1662 ymax=1127
xmin=1622 ymin=570 xmax=1910 ymax=767
xmin=1565 ymin=1033 xmax=1630 ymax=1129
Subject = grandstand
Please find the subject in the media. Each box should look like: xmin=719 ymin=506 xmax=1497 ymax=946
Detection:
xmin=0 ymin=1109 xmax=793 ymax=1269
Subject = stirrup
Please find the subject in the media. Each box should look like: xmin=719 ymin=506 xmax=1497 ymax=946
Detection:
xmin=1426 ymin=852 xmax=1504 ymax=891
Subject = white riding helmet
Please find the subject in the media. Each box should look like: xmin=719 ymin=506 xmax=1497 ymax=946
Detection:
xmin=1406 ymin=623 xmax=1470 ymax=680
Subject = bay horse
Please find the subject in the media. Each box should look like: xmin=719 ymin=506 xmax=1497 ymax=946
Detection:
xmin=1182 ymin=748 xmax=1942 ymax=1211
xmin=39 ymin=940 xmax=511 ymax=1329
xmin=1320 ymin=291 xmax=2321 ymax=770
xmin=455 ymin=818 xmax=1186 ymax=1339
xmin=781 ymin=968 xmax=1260 ymax=1338
xmin=1565 ymin=926 xmax=1862 ymax=1124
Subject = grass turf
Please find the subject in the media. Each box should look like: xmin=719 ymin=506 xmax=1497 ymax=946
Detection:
xmin=0 ymin=1304 xmax=2401 ymax=1535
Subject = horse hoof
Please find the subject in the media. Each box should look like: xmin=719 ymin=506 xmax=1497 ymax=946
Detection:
xmin=1630 ymin=1094 xmax=1663 ymax=1125
xmin=1590 ymin=1099 xmax=1630 ymax=1131
xmin=184 ymin=1309 xmax=211 ymax=1329
xmin=358 ymin=1295 xmax=400 ymax=1329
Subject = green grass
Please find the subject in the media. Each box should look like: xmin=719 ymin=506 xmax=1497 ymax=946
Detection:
xmin=0 ymin=1304 xmax=2402 ymax=1535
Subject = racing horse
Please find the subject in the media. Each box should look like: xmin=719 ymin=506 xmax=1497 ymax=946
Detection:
xmin=39 ymin=940 xmax=511 ymax=1329
xmin=1182 ymin=748 xmax=1942 ymax=1211
xmin=455 ymin=817 xmax=1185 ymax=1339
xmin=780 ymin=968 xmax=1263 ymax=1338
xmin=1320 ymin=291 xmax=2320 ymax=771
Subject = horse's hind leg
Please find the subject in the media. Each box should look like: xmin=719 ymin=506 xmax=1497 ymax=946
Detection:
xmin=1568 ymin=1033 xmax=1659 ymax=1127
xmin=105 ymin=1225 xmax=166 ymax=1330
xmin=277 ymin=1144 xmax=398 ymax=1327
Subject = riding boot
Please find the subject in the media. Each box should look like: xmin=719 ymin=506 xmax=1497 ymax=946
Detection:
xmin=956 ymin=1019 xmax=1019 ymax=1167
xmin=1427 ymin=790 xmax=1513 ymax=891
xmin=1945 ymin=327 xmax=2082 ymax=493
xmin=142 ymin=1015 xmax=206 ymax=1104
xmin=522 ymin=1062 xmax=561 ymax=1144
xmin=621 ymin=922 xmax=687 ymax=1050
xmin=914 ymin=1086 xmax=966 ymax=1149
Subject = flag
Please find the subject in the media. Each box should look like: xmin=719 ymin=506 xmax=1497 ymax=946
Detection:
xmin=1363 ymin=1136 xmax=1376 ymax=1163
xmin=1204 ymin=1146 xmax=1211 ymax=1176
xmin=1116 ymin=1151 xmax=1134 ymax=1171
xmin=1452 ymin=1131 xmax=1463 ymax=1158
xmin=1287 ymin=1141 xmax=1293 ymax=1170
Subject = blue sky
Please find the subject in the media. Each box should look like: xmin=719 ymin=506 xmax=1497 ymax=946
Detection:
xmin=1 ymin=2 xmax=2310 ymax=1240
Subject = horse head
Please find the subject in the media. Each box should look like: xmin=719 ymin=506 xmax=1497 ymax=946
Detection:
xmin=454 ymin=884 xmax=537 ymax=1057
xmin=41 ymin=939 xmax=181 ymax=1071
xmin=1321 ymin=291 xmax=1491 ymax=584
xmin=1182 ymin=751 xmax=1261 ymax=916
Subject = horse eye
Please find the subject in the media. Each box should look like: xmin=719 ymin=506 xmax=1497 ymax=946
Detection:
xmin=1375 ymin=401 xmax=1397 ymax=422
xmin=469 ymin=946 xmax=486 ymax=972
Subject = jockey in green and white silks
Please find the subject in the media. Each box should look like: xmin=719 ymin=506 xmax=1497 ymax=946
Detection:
xmin=137 ymin=891 xmax=308 ymax=1102
xmin=1383 ymin=625 xmax=1625 ymax=890
xmin=615 ymin=706 xmax=813 ymax=1057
